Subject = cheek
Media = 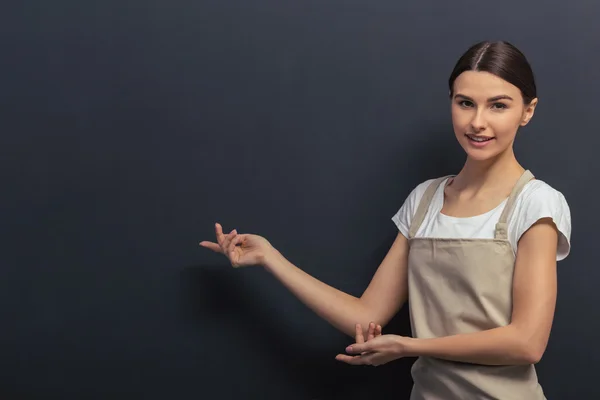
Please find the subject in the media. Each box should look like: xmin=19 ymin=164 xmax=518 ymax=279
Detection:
xmin=450 ymin=107 xmax=460 ymax=125
xmin=491 ymin=113 xmax=522 ymax=137
xmin=451 ymin=108 xmax=470 ymax=129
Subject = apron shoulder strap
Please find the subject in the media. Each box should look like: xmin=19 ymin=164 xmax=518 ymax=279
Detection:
xmin=408 ymin=175 xmax=453 ymax=239
xmin=494 ymin=169 xmax=535 ymax=240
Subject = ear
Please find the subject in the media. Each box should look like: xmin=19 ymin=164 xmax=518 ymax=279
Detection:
xmin=520 ymin=98 xmax=538 ymax=126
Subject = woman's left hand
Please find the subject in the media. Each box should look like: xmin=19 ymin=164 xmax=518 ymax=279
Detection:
xmin=335 ymin=324 xmax=413 ymax=366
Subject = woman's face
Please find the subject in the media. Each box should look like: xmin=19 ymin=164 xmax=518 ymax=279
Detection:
xmin=451 ymin=70 xmax=537 ymax=162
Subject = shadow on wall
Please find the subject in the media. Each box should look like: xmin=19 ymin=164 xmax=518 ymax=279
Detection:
xmin=180 ymin=263 xmax=415 ymax=400
xmin=182 ymin=129 xmax=464 ymax=399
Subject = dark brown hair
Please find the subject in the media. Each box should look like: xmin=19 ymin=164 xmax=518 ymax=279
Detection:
xmin=448 ymin=41 xmax=537 ymax=104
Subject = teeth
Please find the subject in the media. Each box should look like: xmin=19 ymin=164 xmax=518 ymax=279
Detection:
xmin=468 ymin=135 xmax=492 ymax=142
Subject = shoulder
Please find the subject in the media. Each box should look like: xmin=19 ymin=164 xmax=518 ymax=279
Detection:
xmin=406 ymin=177 xmax=441 ymax=204
xmin=400 ymin=176 xmax=449 ymax=214
xmin=511 ymin=178 xmax=572 ymax=260
xmin=392 ymin=176 xmax=449 ymax=237
xmin=518 ymin=179 xmax=571 ymax=221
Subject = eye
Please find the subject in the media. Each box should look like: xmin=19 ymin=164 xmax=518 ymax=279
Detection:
xmin=491 ymin=102 xmax=508 ymax=110
xmin=458 ymin=100 xmax=474 ymax=108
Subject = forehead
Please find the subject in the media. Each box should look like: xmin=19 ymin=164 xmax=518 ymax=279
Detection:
xmin=453 ymin=70 xmax=521 ymax=98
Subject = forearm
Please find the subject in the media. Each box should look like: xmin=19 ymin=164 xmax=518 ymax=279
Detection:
xmin=262 ymin=249 xmax=373 ymax=338
xmin=406 ymin=325 xmax=537 ymax=366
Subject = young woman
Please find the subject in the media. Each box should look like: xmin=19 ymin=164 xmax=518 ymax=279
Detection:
xmin=200 ymin=41 xmax=571 ymax=399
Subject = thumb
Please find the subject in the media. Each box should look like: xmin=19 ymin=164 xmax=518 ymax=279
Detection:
xmin=346 ymin=341 xmax=371 ymax=355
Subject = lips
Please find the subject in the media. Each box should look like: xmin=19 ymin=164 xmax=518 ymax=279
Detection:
xmin=465 ymin=134 xmax=494 ymax=142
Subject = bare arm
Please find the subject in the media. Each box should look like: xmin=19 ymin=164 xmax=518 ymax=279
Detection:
xmin=406 ymin=218 xmax=558 ymax=365
xmin=263 ymin=232 xmax=410 ymax=338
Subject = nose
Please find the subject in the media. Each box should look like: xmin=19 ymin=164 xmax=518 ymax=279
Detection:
xmin=470 ymin=110 xmax=487 ymax=132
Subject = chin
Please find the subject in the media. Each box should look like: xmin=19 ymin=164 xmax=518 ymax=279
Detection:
xmin=465 ymin=152 xmax=497 ymax=162
xmin=460 ymin=142 xmax=502 ymax=162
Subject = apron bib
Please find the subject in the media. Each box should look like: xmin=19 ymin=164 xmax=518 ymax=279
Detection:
xmin=407 ymin=170 xmax=546 ymax=400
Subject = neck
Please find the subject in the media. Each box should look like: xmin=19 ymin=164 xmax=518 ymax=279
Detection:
xmin=455 ymin=148 xmax=524 ymax=190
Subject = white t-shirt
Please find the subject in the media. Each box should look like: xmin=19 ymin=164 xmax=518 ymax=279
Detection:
xmin=392 ymin=177 xmax=572 ymax=261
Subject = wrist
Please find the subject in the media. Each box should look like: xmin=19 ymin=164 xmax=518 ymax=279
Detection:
xmin=261 ymin=247 xmax=283 ymax=271
xmin=396 ymin=335 xmax=419 ymax=358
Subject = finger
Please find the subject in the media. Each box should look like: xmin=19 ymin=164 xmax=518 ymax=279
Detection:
xmin=237 ymin=234 xmax=247 ymax=246
xmin=367 ymin=322 xmax=375 ymax=341
xmin=346 ymin=343 xmax=369 ymax=355
xmin=215 ymin=223 xmax=225 ymax=246
xmin=199 ymin=241 xmax=222 ymax=253
xmin=222 ymin=229 xmax=237 ymax=253
xmin=335 ymin=353 xmax=375 ymax=366
xmin=335 ymin=354 xmax=364 ymax=365
xmin=355 ymin=324 xmax=365 ymax=344
xmin=376 ymin=324 xmax=382 ymax=336
xmin=228 ymin=233 xmax=240 ymax=258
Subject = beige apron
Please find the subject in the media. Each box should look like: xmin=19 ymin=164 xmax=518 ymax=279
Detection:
xmin=407 ymin=170 xmax=546 ymax=400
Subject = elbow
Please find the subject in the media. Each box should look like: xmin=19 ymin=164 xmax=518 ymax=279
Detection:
xmin=523 ymin=345 xmax=545 ymax=365
xmin=357 ymin=299 xmax=390 ymax=331
xmin=510 ymin=324 xmax=548 ymax=365
xmin=519 ymin=339 xmax=546 ymax=365
xmin=521 ymin=350 xmax=541 ymax=365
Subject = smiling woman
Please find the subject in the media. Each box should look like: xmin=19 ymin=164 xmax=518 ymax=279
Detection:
xmin=449 ymin=42 xmax=539 ymax=162
xmin=200 ymin=40 xmax=571 ymax=400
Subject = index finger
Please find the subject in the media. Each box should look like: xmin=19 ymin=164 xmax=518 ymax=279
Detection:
xmin=199 ymin=241 xmax=222 ymax=253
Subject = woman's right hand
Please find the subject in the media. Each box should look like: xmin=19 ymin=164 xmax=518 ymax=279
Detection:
xmin=199 ymin=223 xmax=275 ymax=268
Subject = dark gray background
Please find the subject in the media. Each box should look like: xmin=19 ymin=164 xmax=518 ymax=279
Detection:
xmin=1 ymin=1 xmax=597 ymax=399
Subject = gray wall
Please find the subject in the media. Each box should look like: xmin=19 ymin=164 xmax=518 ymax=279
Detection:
xmin=1 ymin=1 xmax=597 ymax=399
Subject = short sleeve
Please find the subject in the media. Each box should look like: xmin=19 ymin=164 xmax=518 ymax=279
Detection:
xmin=391 ymin=179 xmax=435 ymax=239
xmin=509 ymin=181 xmax=572 ymax=261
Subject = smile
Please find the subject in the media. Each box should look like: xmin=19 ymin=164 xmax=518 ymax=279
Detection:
xmin=465 ymin=134 xmax=495 ymax=147
xmin=466 ymin=134 xmax=494 ymax=142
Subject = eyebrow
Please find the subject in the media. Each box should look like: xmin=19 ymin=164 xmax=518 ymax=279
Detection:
xmin=454 ymin=93 xmax=514 ymax=102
